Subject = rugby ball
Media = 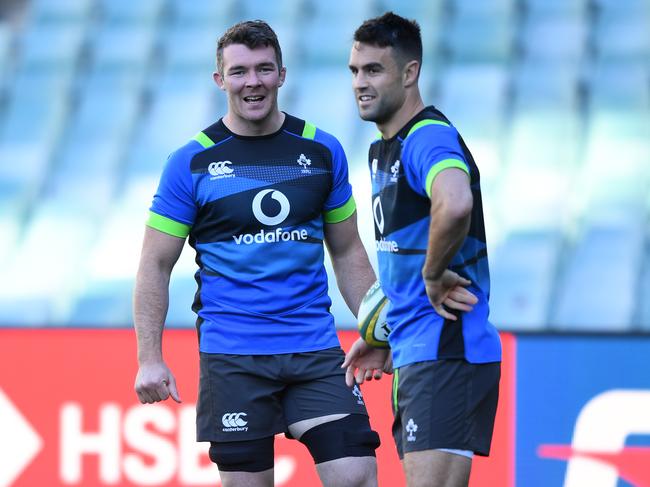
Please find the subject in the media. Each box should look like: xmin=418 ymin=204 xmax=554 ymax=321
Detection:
xmin=357 ymin=280 xmax=391 ymax=348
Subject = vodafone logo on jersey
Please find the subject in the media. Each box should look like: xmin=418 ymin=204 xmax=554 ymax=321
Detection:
xmin=252 ymin=189 xmax=290 ymax=226
xmin=538 ymin=389 xmax=650 ymax=487
xmin=232 ymin=189 xmax=309 ymax=245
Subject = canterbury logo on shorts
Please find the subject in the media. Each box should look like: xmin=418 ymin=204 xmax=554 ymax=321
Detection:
xmin=221 ymin=412 xmax=249 ymax=432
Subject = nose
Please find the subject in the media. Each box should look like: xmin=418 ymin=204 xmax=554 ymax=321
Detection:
xmin=245 ymin=71 xmax=262 ymax=87
xmin=352 ymin=72 xmax=367 ymax=91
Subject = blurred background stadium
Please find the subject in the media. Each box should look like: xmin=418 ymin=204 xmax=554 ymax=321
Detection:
xmin=0 ymin=0 xmax=648 ymax=333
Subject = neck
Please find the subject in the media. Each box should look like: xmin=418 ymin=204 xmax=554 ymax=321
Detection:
xmin=223 ymin=109 xmax=285 ymax=136
xmin=377 ymin=91 xmax=425 ymax=140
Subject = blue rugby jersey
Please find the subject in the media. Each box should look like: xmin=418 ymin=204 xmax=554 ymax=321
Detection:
xmin=369 ymin=106 xmax=501 ymax=368
xmin=147 ymin=114 xmax=356 ymax=354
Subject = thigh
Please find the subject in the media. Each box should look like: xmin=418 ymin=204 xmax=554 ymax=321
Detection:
xmin=393 ymin=360 xmax=500 ymax=458
xmin=197 ymin=352 xmax=286 ymax=442
xmin=282 ymin=347 xmax=369 ymax=426
xmin=404 ymin=449 xmax=471 ymax=487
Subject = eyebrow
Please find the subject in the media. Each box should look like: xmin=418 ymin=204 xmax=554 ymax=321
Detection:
xmin=227 ymin=61 xmax=276 ymax=72
xmin=349 ymin=62 xmax=384 ymax=71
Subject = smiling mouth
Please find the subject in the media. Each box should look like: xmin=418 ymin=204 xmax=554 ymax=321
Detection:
xmin=244 ymin=95 xmax=265 ymax=103
xmin=358 ymin=95 xmax=375 ymax=102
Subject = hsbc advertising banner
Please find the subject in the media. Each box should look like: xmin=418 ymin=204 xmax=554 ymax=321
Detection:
xmin=1 ymin=329 xmax=647 ymax=486
xmin=0 ymin=330 xmax=512 ymax=487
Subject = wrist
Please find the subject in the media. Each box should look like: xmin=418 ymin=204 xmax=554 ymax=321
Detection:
xmin=137 ymin=352 xmax=163 ymax=366
xmin=422 ymin=268 xmax=442 ymax=282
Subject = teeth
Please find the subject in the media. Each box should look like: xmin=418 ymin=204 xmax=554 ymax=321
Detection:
xmin=245 ymin=96 xmax=263 ymax=102
xmin=359 ymin=95 xmax=373 ymax=101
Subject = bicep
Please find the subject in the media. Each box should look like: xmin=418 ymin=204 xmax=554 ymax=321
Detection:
xmin=139 ymin=226 xmax=186 ymax=274
xmin=324 ymin=211 xmax=361 ymax=258
xmin=429 ymin=168 xmax=472 ymax=211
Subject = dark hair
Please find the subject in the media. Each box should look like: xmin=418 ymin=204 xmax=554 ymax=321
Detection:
xmin=353 ymin=12 xmax=422 ymax=67
xmin=216 ymin=20 xmax=283 ymax=74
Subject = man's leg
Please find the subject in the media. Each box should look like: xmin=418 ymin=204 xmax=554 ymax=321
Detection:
xmin=209 ymin=437 xmax=275 ymax=487
xmin=289 ymin=414 xmax=378 ymax=487
xmin=217 ymin=469 xmax=274 ymax=487
xmin=282 ymin=348 xmax=381 ymax=487
xmin=403 ymin=449 xmax=471 ymax=487
xmin=392 ymin=361 xmax=500 ymax=487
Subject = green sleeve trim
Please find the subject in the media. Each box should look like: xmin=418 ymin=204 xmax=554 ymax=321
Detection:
xmin=192 ymin=131 xmax=215 ymax=149
xmin=146 ymin=211 xmax=191 ymax=238
xmin=407 ymin=119 xmax=450 ymax=138
xmin=324 ymin=195 xmax=356 ymax=223
xmin=302 ymin=121 xmax=317 ymax=140
xmin=425 ymin=159 xmax=469 ymax=198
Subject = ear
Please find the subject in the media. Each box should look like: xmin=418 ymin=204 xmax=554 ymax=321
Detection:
xmin=403 ymin=60 xmax=420 ymax=88
xmin=278 ymin=66 xmax=287 ymax=87
xmin=213 ymin=71 xmax=226 ymax=90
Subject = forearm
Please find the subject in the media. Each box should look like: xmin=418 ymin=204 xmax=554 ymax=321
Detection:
xmin=331 ymin=240 xmax=376 ymax=317
xmin=133 ymin=263 xmax=172 ymax=365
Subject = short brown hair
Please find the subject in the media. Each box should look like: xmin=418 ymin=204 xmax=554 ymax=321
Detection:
xmin=216 ymin=20 xmax=283 ymax=74
xmin=354 ymin=12 xmax=422 ymax=68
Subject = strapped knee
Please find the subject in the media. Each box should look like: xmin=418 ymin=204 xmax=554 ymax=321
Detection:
xmin=209 ymin=436 xmax=274 ymax=472
xmin=298 ymin=414 xmax=380 ymax=464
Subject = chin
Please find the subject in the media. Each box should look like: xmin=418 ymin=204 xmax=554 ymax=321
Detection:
xmin=359 ymin=109 xmax=379 ymax=123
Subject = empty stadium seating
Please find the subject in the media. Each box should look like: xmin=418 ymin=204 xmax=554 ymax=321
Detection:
xmin=0 ymin=0 xmax=648 ymax=331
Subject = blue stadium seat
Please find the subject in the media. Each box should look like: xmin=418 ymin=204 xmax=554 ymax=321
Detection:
xmin=552 ymin=223 xmax=645 ymax=330
xmin=438 ymin=64 xmax=509 ymax=186
xmin=0 ymin=204 xmax=97 ymax=326
xmin=594 ymin=14 xmax=650 ymax=63
xmin=290 ymin=68 xmax=359 ymax=152
xmin=168 ymin=0 xmax=237 ymax=25
xmin=124 ymin=67 xmax=216 ymax=179
xmin=29 ymin=0 xmax=93 ymax=24
xmin=237 ymin=0 xmax=303 ymax=25
xmin=0 ymin=24 xmax=13 ymax=89
xmin=91 ymin=23 xmax=156 ymax=71
xmin=520 ymin=17 xmax=587 ymax=63
xmin=66 ymin=279 xmax=133 ymax=327
xmin=162 ymin=23 xmax=220 ymax=72
xmin=522 ymin=0 xmax=589 ymax=18
xmin=0 ymin=71 xmax=71 ymax=197
xmin=588 ymin=61 xmax=650 ymax=110
xmin=18 ymin=22 xmax=85 ymax=70
xmin=490 ymin=231 xmax=562 ymax=330
xmin=445 ymin=12 xmax=515 ymax=63
xmin=97 ymin=0 xmax=165 ymax=25
xmin=300 ymin=0 xmax=372 ymax=65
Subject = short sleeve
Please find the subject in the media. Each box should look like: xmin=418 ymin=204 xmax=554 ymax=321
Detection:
xmin=402 ymin=123 xmax=469 ymax=198
xmin=314 ymin=129 xmax=356 ymax=223
xmin=147 ymin=145 xmax=197 ymax=237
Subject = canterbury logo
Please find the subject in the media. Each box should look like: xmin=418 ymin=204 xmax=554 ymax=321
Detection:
xmin=252 ymin=189 xmax=290 ymax=226
xmin=222 ymin=412 xmax=248 ymax=428
xmin=208 ymin=161 xmax=234 ymax=179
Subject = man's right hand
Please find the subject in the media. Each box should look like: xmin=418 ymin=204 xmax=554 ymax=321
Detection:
xmin=423 ymin=269 xmax=478 ymax=321
xmin=135 ymin=362 xmax=182 ymax=404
